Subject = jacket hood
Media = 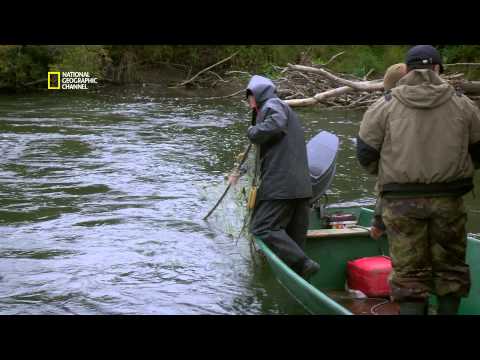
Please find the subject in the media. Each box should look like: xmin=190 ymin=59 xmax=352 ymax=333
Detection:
xmin=247 ymin=75 xmax=277 ymax=104
xmin=392 ymin=69 xmax=453 ymax=109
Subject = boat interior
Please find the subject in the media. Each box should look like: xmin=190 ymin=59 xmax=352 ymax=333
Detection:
xmin=304 ymin=206 xmax=480 ymax=315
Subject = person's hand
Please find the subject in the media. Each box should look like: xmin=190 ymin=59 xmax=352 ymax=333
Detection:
xmin=370 ymin=225 xmax=385 ymax=240
xmin=228 ymin=169 xmax=240 ymax=186
xmin=228 ymin=174 xmax=239 ymax=186
xmin=370 ymin=215 xmax=386 ymax=240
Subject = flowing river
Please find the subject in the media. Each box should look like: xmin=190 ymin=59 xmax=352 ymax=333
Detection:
xmin=1 ymin=86 xmax=480 ymax=314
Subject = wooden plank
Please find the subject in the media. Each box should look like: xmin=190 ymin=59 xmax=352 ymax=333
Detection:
xmin=307 ymin=227 xmax=370 ymax=238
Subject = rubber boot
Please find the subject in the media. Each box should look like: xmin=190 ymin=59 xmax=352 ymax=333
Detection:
xmin=300 ymin=259 xmax=320 ymax=280
xmin=437 ymin=295 xmax=461 ymax=315
xmin=399 ymin=301 xmax=427 ymax=315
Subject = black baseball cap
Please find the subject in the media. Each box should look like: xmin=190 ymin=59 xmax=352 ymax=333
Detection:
xmin=405 ymin=45 xmax=444 ymax=73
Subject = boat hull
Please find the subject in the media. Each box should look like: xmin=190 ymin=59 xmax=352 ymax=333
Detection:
xmin=255 ymin=207 xmax=480 ymax=315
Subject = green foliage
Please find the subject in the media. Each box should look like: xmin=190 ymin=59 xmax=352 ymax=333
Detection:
xmin=382 ymin=45 xmax=410 ymax=67
xmin=440 ymin=45 xmax=480 ymax=63
xmin=439 ymin=45 xmax=480 ymax=80
xmin=313 ymin=45 xmax=406 ymax=78
xmin=2 ymin=45 xmax=480 ymax=91
xmin=0 ymin=45 xmax=109 ymax=90
xmin=0 ymin=45 xmax=60 ymax=88
xmin=49 ymin=45 xmax=110 ymax=77
xmin=0 ymin=46 xmax=18 ymax=88
xmin=258 ymin=63 xmax=281 ymax=79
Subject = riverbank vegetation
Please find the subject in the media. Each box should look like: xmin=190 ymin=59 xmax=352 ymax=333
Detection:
xmin=2 ymin=45 xmax=480 ymax=94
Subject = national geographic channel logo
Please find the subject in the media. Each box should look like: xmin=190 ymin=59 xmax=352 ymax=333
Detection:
xmin=48 ymin=72 xmax=98 ymax=90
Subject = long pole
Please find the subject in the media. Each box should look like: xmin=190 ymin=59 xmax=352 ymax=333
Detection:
xmin=203 ymin=143 xmax=252 ymax=220
xmin=203 ymin=107 xmax=257 ymax=221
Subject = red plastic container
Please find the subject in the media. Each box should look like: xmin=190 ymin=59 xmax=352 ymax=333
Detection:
xmin=347 ymin=256 xmax=392 ymax=297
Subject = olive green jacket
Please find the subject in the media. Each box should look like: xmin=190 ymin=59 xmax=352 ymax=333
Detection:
xmin=358 ymin=69 xmax=480 ymax=196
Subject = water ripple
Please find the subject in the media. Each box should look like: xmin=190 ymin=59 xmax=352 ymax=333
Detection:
xmin=3 ymin=90 xmax=476 ymax=315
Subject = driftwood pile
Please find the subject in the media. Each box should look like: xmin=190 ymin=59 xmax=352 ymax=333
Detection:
xmin=279 ymin=63 xmax=480 ymax=108
xmin=172 ymin=50 xmax=480 ymax=108
xmin=276 ymin=64 xmax=384 ymax=109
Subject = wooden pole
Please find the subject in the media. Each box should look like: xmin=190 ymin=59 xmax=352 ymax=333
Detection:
xmin=203 ymin=143 xmax=252 ymax=221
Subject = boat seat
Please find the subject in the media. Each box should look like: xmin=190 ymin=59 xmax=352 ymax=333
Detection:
xmin=307 ymin=226 xmax=370 ymax=239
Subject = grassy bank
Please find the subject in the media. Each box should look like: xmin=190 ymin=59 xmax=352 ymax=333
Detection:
xmin=2 ymin=45 xmax=480 ymax=91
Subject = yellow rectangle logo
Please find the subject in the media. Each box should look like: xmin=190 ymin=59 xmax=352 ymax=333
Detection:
xmin=48 ymin=72 xmax=61 ymax=89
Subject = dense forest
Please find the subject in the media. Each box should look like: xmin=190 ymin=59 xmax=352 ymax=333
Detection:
xmin=1 ymin=45 xmax=480 ymax=91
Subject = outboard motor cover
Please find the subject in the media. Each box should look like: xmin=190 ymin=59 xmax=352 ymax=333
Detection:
xmin=306 ymin=131 xmax=339 ymax=204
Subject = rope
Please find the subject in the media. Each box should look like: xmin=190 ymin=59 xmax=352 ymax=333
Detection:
xmin=370 ymin=299 xmax=391 ymax=315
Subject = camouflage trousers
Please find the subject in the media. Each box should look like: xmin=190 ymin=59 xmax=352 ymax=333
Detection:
xmin=382 ymin=196 xmax=470 ymax=302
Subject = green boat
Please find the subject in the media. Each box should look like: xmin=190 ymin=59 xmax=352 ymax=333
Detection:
xmin=255 ymin=206 xmax=480 ymax=315
xmin=250 ymin=130 xmax=480 ymax=315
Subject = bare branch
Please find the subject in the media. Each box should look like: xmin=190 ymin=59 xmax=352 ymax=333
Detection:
xmin=445 ymin=63 xmax=480 ymax=67
xmin=285 ymin=86 xmax=354 ymax=107
xmin=21 ymin=78 xmax=48 ymax=87
xmin=201 ymin=88 xmax=246 ymax=100
xmin=225 ymin=70 xmax=252 ymax=77
xmin=172 ymin=50 xmax=240 ymax=88
xmin=207 ymin=70 xmax=228 ymax=82
xmin=363 ymin=68 xmax=375 ymax=81
xmin=318 ymin=51 xmax=346 ymax=67
xmin=459 ymin=81 xmax=480 ymax=95
xmin=287 ymin=63 xmax=384 ymax=91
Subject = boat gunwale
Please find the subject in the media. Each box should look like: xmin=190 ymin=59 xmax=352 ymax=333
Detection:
xmin=256 ymin=238 xmax=353 ymax=315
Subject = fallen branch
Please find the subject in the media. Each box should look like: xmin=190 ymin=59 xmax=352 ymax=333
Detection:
xmin=283 ymin=65 xmax=480 ymax=107
xmin=285 ymin=86 xmax=354 ymax=107
xmin=173 ymin=50 xmax=240 ymax=88
xmin=21 ymin=78 xmax=48 ymax=87
xmin=318 ymin=51 xmax=346 ymax=67
xmin=285 ymin=92 xmax=305 ymax=100
xmin=201 ymin=88 xmax=246 ymax=100
xmin=293 ymin=71 xmax=318 ymax=87
xmin=344 ymin=93 xmax=374 ymax=108
xmin=207 ymin=70 xmax=228 ymax=83
xmin=363 ymin=68 xmax=375 ymax=81
xmin=287 ymin=63 xmax=384 ymax=91
xmin=459 ymin=81 xmax=480 ymax=95
xmin=444 ymin=73 xmax=465 ymax=79
xmin=225 ymin=70 xmax=252 ymax=77
xmin=445 ymin=63 xmax=480 ymax=67
xmin=177 ymin=88 xmax=246 ymax=101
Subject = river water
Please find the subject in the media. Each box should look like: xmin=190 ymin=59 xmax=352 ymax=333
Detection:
xmin=1 ymin=87 xmax=480 ymax=315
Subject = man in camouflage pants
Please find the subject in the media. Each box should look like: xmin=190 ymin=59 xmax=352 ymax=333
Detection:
xmin=357 ymin=45 xmax=480 ymax=315
xmin=383 ymin=198 xmax=469 ymax=310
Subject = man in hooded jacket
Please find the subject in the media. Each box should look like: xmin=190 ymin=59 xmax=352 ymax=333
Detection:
xmin=245 ymin=75 xmax=320 ymax=279
xmin=357 ymin=45 xmax=480 ymax=315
